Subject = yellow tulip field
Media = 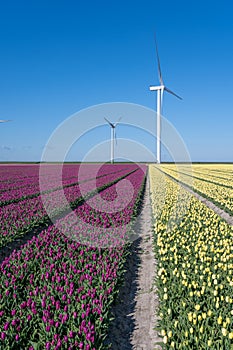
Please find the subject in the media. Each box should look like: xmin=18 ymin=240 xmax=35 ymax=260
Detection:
xmin=161 ymin=164 xmax=233 ymax=215
xmin=149 ymin=165 xmax=233 ymax=349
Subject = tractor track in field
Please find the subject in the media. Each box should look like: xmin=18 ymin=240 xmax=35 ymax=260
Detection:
xmin=104 ymin=176 xmax=162 ymax=350
xmin=160 ymin=168 xmax=233 ymax=227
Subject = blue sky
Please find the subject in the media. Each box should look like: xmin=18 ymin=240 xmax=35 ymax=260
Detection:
xmin=0 ymin=0 xmax=233 ymax=162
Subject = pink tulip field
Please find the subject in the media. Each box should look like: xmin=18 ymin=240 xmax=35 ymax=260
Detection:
xmin=0 ymin=163 xmax=147 ymax=349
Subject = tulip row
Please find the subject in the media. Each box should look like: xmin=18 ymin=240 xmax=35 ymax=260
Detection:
xmin=0 ymin=164 xmax=66 ymax=192
xmin=185 ymin=165 xmax=233 ymax=186
xmin=0 ymin=226 xmax=125 ymax=350
xmin=0 ymin=164 xmax=131 ymax=206
xmin=0 ymin=165 xmax=137 ymax=249
xmin=0 ymin=164 xmax=39 ymax=184
xmin=0 ymin=164 xmax=147 ymax=349
xmin=162 ymin=164 xmax=233 ymax=188
xmin=161 ymin=164 xmax=233 ymax=216
xmin=150 ymin=165 xmax=233 ymax=349
xmin=55 ymin=166 xmax=146 ymax=247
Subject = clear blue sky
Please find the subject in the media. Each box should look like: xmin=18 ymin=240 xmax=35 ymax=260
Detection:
xmin=0 ymin=0 xmax=233 ymax=162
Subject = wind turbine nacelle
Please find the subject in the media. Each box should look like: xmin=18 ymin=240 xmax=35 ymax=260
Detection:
xmin=149 ymin=85 xmax=164 ymax=91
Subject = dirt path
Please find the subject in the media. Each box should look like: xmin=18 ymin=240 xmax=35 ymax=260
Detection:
xmin=104 ymin=176 xmax=162 ymax=349
xmin=130 ymin=175 xmax=162 ymax=350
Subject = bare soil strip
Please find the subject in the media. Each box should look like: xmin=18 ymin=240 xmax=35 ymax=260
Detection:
xmin=130 ymin=176 xmax=162 ymax=350
xmin=104 ymin=176 xmax=162 ymax=349
xmin=161 ymin=169 xmax=233 ymax=227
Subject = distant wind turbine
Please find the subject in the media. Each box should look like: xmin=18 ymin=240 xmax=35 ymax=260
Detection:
xmin=149 ymin=34 xmax=182 ymax=164
xmin=0 ymin=120 xmax=12 ymax=123
xmin=104 ymin=117 xmax=122 ymax=164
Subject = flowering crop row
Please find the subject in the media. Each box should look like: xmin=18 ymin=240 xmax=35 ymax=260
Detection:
xmin=0 ymin=165 xmax=40 ymax=184
xmin=0 ymin=227 xmax=125 ymax=350
xmin=161 ymin=164 xmax=233 ymax=216
xmin=0 ymin=164 xmax=130 ymax=206
xmin=150 ymin=165 xmax=233 ymax=349
xmin=0 ymin=164 xmax=83 ymax=184
xmin=0 ymin=165 xmax=137 ymax=249
xmin=184 ymin=165 xmax=233 ymax=186
xmin=56 ymin=166 xmax=146 ymax=247
xmin=0 ymin=165 xmax=146 ymax=349
xmin=0 ymin=177 xmax=81 ymax=204
xmin=0 ymin=164 xmax=68 ymax=191
xmin=162 ymin=164 xmax=233 ymax=188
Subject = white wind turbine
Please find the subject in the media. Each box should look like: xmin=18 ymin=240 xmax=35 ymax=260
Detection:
xmin=104 ymin=117 xmax=122 ymax=164
xmin=0 ymin=120 xmax=12 ymax=123
xmin=150 ymin=35 xmax=182 ymax=164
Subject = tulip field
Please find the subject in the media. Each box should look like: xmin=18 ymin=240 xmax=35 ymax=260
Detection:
xmin=0 ymin=163 xmax=147 ymax=349
xmin=0 ymin=164 xmax=141 ymax=248
xmin=150 ymin=165 xmax=233 ymax=349
xmin=160 ymin=164 xmax=233 ymax=215
xmin=0 ymin=163 xmax=233 ymax=349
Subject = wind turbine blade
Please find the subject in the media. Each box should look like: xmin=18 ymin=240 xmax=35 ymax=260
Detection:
xmin=104 ymin=117 xmax=115 ymax=128
xmin=114 ymin=116 xmax=122 ymax=127
xmin=154 ymin=33 xmax=163 ymax=86
xmin=164 ymin=87 xmax=182 ymax=100
xmin=0 ymin=120 xmax=11 ymax=123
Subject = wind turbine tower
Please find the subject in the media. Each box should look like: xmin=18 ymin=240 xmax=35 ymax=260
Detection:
xmin=104 ymin=117 xmax=121 ymax=164
xmin=149 ymin=36 xmax=182 ymax=164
